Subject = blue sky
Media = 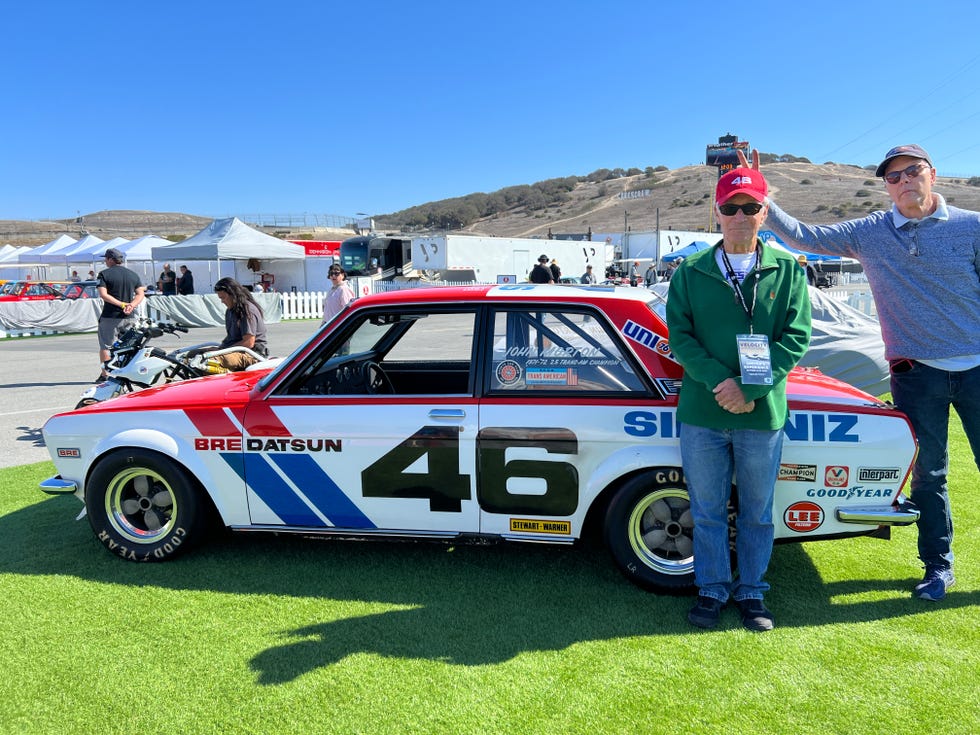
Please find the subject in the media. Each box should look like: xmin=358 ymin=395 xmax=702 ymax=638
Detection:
xmin=4 ymin=0 xmax=980 ymax=222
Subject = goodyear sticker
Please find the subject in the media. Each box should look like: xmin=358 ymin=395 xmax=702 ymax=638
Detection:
xmin=509 ymin=518 xmax=571 ymax=535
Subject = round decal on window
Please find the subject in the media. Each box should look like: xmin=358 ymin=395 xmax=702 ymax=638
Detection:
xmin=495 ymin=360 xmax=523 ymax=385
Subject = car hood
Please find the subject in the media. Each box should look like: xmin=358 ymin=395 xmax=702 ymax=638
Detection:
xmin=64 ymin=370 xmax=273 ymax=416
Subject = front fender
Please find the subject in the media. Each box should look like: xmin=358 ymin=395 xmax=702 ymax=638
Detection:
xmin=585 ymin=443 xmax=683 ymax=502
xmin=87 ymin=427 xmax=247 ymax=526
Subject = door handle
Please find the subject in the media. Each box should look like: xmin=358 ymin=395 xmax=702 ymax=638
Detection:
xmin=428 ymin=409 xmax=466 ymax=419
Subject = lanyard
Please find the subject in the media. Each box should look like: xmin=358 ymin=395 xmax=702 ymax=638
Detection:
xmin=720 ymin=244 xmax=761 ymax=335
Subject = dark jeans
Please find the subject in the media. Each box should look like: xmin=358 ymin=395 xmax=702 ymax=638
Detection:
xmin=890 ymin=361 xmax=980 ymax=569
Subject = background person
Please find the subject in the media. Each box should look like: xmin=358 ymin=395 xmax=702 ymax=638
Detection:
xmin=666 ymin=167 xmax=811 ymax=632
xmin=157 ymin=263 xmax=177 ymax=295
xmin=95 ymin=248 xmax=145 ymax=382
xmin=322 ymin=265 xmax=355 ymax=324
xmin=580 ymin=264 xmax=596 ymax=284
xmin=796 ymin=254 xmax=817 ymax=286
xmin=529 ymin=254 xmax=554 ymax=283
xmin=741 ymin=144 xmax=980 ymax=602
xmin=176 ymin=265 xmax=194 ymax=295
xmin=213 ymin=277 xmax=268 ymax=371
xmin=549 ymin=259 xmax=562 ymax=282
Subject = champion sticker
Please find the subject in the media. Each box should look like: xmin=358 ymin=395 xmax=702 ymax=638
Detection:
xmin=778 ymin=463 xmax=817 ymax=482
xmin=784 ymin=501 xmax=824 ymax=533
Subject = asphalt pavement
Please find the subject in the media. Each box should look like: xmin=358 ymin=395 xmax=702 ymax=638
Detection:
xmin=0 ymin=319 xmax=318 ymax=469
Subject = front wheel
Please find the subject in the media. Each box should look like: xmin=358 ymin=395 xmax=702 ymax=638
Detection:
xmin=85 ymin=449 xmax=208 ymax=561
xmin=604 ymin=469 xmax=696 ymax=593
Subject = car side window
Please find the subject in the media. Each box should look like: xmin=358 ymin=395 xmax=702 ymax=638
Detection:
xmin=489 ymin=308 xmax=647 ymax=393
xmin=280 ymin=309 xmax=477 ymax=397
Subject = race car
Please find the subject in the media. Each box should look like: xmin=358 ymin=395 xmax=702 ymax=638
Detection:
xmin=40 ymin=284 xmax=919 ymax=592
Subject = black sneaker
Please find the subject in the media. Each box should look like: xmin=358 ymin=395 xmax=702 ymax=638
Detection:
xmin=735 ymin=598 xmax=774 ymax=631
xmin=95 ymin=372 xmax=108 ymax=383
xmin=687 ymin=596 xmax=724 ymax=629
xmin=914 ymin=566 xmax=955 ymax=601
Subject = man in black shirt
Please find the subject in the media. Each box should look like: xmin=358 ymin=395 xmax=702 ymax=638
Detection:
xmin=96 ymin=248 xmax=145 ymax=381
xmin=529 ymin=254 xmax=554 ymax=283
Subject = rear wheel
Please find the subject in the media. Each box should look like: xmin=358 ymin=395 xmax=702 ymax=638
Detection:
xmin=85 ymin=449 xmax=207 ymax=561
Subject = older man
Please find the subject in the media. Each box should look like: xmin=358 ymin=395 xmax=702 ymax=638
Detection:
xmin=742 ymin=144 xmax=980 ymax=602
xmin=666 ymin=168 xmax=811 ymax=631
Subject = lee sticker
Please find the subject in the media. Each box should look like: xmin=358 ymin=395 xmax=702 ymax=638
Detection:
xmin=784 ymin=502 xmax=824 ymax=533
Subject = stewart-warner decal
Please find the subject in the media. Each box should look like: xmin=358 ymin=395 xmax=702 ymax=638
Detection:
xmin=622 ymin=320 xmax=677 ymax=363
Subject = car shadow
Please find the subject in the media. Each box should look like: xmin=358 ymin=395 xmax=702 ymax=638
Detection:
xmin=5 ymin=494 xmax=978 ymax=685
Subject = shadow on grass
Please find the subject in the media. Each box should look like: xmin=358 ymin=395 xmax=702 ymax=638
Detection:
xmin=5 ymin=493 xmax=979 ymax=685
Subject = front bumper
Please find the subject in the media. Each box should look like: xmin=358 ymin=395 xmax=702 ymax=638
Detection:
xmin=836 ymin=498 xmax=919 ymax=526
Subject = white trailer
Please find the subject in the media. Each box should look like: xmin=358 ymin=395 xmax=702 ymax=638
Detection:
xmin=410 ymin=235 xmax=605 ymax=283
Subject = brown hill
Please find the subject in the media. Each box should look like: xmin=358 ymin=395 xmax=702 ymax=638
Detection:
xmin=448 ymin=162 xmax=980 ymax=238
xmin=4 ymin=162 xmax=980 ymax=246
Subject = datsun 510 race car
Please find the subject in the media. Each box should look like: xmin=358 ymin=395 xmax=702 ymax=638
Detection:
xmin=40 ymin=284 xmax=919 ymax=592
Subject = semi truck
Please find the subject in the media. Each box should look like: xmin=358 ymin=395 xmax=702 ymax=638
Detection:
xmin=339 ymin=233 xmax=606 ymax=283
xmin=409 ymin=234 xmax=605 ymax=283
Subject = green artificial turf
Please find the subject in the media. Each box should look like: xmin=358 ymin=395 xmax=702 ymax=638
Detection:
xmin=1 ymin=418 xmax=977 ymax=734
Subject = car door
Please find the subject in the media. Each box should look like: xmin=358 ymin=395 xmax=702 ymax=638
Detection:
xmin=254 ymin=307 xmax=481 ymax=535
xmin=477 ymin=305 xmax=659 ymax=539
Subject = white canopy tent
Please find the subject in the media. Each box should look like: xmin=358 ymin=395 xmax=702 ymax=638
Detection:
xmin=151 ymin=218 xmax=308 ymax=292
xmin=16 ymin=234 xmax=77 ymax=264
xmin=60 ymin=236 xmax=127 ymax=265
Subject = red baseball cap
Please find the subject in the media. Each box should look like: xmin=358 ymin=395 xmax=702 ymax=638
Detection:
xmin=716 ymin=167 xmax=768 ymax=206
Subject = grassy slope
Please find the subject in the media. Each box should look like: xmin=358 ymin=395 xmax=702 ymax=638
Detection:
xmin=1 ymin=419 xmax=977 ymax=735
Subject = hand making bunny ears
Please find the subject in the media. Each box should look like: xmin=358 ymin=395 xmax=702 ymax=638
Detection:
xmin=736 ymin=148 xmax=762 ymax=171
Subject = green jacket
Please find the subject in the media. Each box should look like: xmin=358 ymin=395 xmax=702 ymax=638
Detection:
xmin=665 ymin=240 xmax=812 ymax=430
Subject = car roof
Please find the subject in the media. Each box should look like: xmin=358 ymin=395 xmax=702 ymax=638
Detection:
xmin=349 ymin=283 xmax=659 ymax=309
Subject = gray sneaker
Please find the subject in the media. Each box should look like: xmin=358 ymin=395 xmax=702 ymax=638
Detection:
xmin=914 ymin=566 xmax=955 ymax=601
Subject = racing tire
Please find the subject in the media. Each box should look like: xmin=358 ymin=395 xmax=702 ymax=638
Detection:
xmin=605 ymin=470 xmax=738 ymax=594
xmin=85 ymin=449 xmax=207 ymax=562
xmin=74 ymin=398 xmax=99 ymax=409
xmin=604 ymin=469 xmax=699 ymax=594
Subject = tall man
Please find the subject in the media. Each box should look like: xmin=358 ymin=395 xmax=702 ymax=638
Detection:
xmin=667 ymin=168 xmax=811 ymax=631
xmin=742 ymin=144 xmax=980 ymax=601
xmin=96 ymin=248 xmax=145 ymax=382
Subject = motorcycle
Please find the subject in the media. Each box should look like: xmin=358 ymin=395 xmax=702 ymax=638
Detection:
xmin=75 ymin=320 xmax=268 ymax=408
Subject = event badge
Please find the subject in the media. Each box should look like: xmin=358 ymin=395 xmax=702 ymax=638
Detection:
xmin=736 ymin=334 xmax=772 ymax=385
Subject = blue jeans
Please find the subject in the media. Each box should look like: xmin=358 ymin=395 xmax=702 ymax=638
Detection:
xmin=890 ymin=361 xmax=980 ymax=569
xmin=680 ymin=424 xmax=783 ymax=603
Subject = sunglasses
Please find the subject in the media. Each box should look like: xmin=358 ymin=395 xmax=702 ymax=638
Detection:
xmin=718 ymin=202 xmax=765 ymax=216
xmin=328 ymin=271 xmax=342 ymax=276
xmin=883 ymin=162 xmax=929 ymax=184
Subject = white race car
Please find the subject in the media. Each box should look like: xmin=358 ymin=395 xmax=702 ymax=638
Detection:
xmin=41 ymin=284 xmax=918 ymax=592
